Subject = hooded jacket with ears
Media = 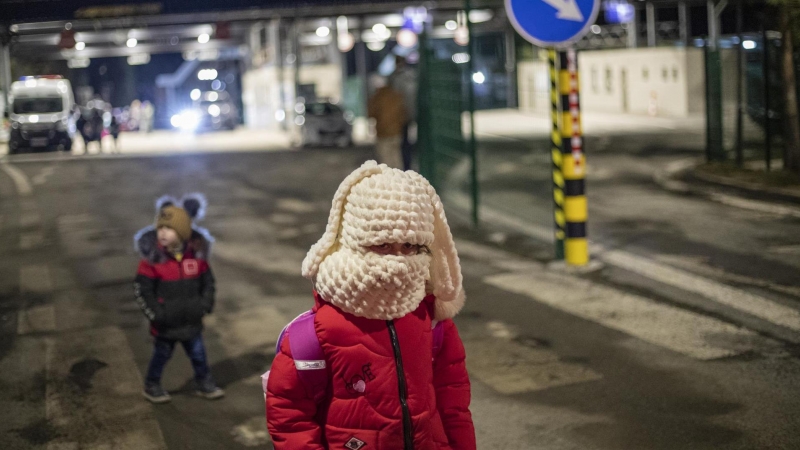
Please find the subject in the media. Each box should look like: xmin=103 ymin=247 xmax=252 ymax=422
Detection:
xmin=267 ymin=162 xmax=475 ymax=450
xmin=133 ymin=194 xmax=216 ymax=342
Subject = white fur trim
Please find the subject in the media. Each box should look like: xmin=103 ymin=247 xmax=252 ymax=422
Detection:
xmin=155 ymin=195 xmax=179 ymax=212
xmin=181 ymin=193 xmax=208 ymax=221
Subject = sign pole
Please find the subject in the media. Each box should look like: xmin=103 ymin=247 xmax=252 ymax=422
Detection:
xmin=561 ymin=48 xmax=588 ymax=266
xmin=548 ymin=48 xmax=566 ymax=260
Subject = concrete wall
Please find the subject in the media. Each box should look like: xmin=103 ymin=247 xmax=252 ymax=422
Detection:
xmin=242 ymin=64 xmax=342 ymax=130
xmin=519 ymin=47 xmax=740 ymax=119
xmin=517 ymin=60 xmax=550 ymax=115
xmin=579 ymin=47 xmax=704 ymax=117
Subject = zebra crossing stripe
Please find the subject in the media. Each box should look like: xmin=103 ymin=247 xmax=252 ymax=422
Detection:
xmin=485 ymin=270 xmax=769 ymax=360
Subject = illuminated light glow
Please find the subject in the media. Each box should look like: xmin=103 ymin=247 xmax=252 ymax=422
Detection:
xmin=275 ymin=110 xmax=286 ymax=121
xmin=295 ymin=103 xmax=306 ymax=115
xmin=468 ymin=10 xmax=493 ymax=23
xmin=30 ymin=115 xmax=40 ymax=123
xmin=454 ymin=27 xmax=469 ymax=46
xmin=591 ymin=25 xmax=602 ymax=34
xmin=126 ymin=38 xmax=138 ymax=48
xmin=198 ymin=33 xmax=210 ymax=44
xmin=316 ymin=27 xmax=331 ymax=38
xmin=25 ymin=79 xmax=37 ymax=87
xmin=208 ymin=91 xmax=219 ymax=102
xmin=372 ymin=23 xmax=391 ymax=41
xmin=190 ymin=89 xmax=202 ymax=101
xmin=367 ymin=41 xmax=386 ymax=51
xmin=472 ymin=72 xmax=486 ymax=84
xmin=452 ymin=53 xmax=470 ymax=64
xmin=743 ymin=40 xmax=757 ymax=50
xmin=338 ymin=32 xmax=355 ymax=52
xmin=127 ymin=54 xmax=151 ymax=65
xmin=75 ymin=41 xmax=86 ymax=50
xmin=445 ymin=20 xmax=458 ymax=31
xmin=372 ymin=23 xmax=387 ymax=35
xmin=208 ymin=104 xmax=221 ymax=117
xmin=295 ymin=115 xmax=306 ymax=126
xmin=396 ymin=29 xmax=418 ymax=48
xmin=171 ymin=110 xmax=201 ymax=131
xmin=197 ymin=69 xmax=218 ymax=80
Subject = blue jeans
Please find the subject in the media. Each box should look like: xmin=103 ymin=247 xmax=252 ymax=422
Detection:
xmin=145 ymin=335 xmax=211 ymax=386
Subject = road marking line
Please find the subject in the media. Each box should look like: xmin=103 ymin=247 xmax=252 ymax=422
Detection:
xmin=17 ymin=305 xmax=57 ymax=335
xmin=20 ymin=264 xmax=53 ymax=293
xmin=20 ymin=231 xmax=45 ymax=250
xmin=32 ymin=166 xmax=56 ymax=186
xmin=19 ymin=212 xmax=41 ymax=228
xmin=486 ymin=270 xmax=763 ymax=360
xmin=708 ymin=192 xmax=800 ymax=219
xmin=231 ymin=416 xmax=272 ymax=447
xmin=602 ymin=250 xmax=800 ymax=332
xmin=0 ymin=162 xmax=33 ymax=195
xmin=452 ymin=194 xmax=800 ymax=334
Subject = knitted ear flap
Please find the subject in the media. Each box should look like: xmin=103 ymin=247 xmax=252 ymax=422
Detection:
xmin=301 ymin=160 xmax=384 ymax=279
xmin=426 ymin=185 xmax=465 ymax=320
xmin=156 ymin=195 xmax=179 ymax=213
xmin=181 ymin=193 xmax=208 ymax=221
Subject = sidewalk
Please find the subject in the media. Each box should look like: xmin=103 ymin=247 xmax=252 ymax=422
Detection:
xmin=654 ymin=157 xmax=800 ymax=218
xmin=468 ymin=108 xmax=705 ymax=140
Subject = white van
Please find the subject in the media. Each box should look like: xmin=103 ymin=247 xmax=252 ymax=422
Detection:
xmin=7 ymin=76 xmax=76 ymax=154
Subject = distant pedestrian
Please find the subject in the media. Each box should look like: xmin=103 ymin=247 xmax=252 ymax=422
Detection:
xmin=368 ymin=77 xmax=407 ymax=169
xmin=90 ymin=109 xmax=104 ymax=153
xmin=109 ymin=116 xmax=120 ymax=152
xmin=389 ymin=56 xmax=418 ymax=170
xmin=134 ymin=194 xmax=223 ymax=404
xmin=265 ymin=161 xmax=476 ymax=449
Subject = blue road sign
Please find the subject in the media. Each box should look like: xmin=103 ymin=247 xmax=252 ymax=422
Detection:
xmin=506 ymin=0 xmax=600 ymax=47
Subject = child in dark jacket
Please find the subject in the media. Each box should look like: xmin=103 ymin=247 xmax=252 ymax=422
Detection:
xmin=134 ymin=194 xmax=223 ymax=403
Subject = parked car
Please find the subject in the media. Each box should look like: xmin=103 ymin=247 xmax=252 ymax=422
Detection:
xmin=296 ymin=101 xmax=353 ymax=147
xmin=7 ymin=75 xmax=76 ymax=154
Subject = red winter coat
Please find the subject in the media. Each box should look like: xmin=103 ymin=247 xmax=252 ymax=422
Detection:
xmin=266 ymin=293 xmax=476 ymax=450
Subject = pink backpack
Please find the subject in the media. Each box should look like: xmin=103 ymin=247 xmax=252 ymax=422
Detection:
xmin=262 ymin=310 xmax=446 ymax=403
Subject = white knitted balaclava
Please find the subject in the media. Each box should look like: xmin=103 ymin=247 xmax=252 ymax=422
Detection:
xmin=302 ymin=160 xmax=465 ymax=321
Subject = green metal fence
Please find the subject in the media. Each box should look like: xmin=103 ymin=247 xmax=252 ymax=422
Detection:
xmin=417 ymin=29 xmax=479 ymax=226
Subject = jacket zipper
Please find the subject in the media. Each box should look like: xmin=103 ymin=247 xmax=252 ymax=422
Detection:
xmin=387 ymin=320 xmax=414 ymax=450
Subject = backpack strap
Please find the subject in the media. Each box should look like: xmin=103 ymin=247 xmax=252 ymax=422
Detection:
xmin=286 ymin=311 xmax=328 ymax=404
xmin=432 ymin=320 xmax=445 ymax=362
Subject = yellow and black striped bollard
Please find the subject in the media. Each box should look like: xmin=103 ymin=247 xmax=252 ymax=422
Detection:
xmin=559 ymin=49 xmax=588 ymax=266
xmin=548 ymin=49 xmax=565 ymax=260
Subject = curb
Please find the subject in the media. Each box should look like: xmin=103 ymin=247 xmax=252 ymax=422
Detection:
xmin=653 ymin=158 xmax=800 ymax=219
xmin=693 ymin=169 xmax=800 ymax=203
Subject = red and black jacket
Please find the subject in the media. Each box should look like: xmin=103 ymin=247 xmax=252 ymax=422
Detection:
xmin=133 ymin=228 xmax=215 ymax=341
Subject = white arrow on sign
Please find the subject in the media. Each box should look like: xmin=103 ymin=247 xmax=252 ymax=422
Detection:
xmin=541 ymin=0 xmax=584 ymax=21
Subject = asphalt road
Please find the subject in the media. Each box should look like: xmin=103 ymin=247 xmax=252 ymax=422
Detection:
xmin=1 ymin=144 xmax=799 ymax=450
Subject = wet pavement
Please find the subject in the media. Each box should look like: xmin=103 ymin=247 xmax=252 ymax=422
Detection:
xmin=0 ymin=142 xmax=799 ymax=449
